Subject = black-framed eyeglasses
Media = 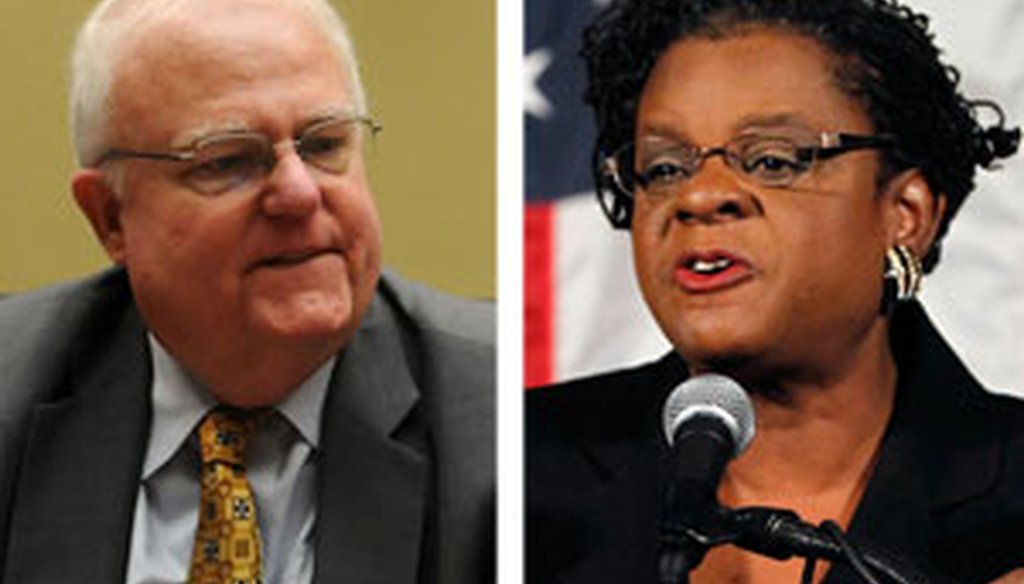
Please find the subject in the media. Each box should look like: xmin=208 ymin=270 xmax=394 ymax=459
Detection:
xmin=96 ymin=115 xmax=382 ymax=196
xmin=601 ymin=132 xmax=896 ymax=197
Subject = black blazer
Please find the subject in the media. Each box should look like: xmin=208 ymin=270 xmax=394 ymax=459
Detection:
xmin=527 ymin=302 xmax=1024 ymax=583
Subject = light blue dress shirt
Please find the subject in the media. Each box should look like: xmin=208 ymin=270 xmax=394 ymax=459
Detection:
xmin=125 ymin=337 xmax=333 ymax=584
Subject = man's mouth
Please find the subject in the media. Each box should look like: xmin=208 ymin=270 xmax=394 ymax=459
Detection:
xmin=253 ymin=248 xmax=340 ymax=270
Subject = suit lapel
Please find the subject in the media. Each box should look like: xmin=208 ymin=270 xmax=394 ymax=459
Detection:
xmin=3 ymin=307 xmax=150 ymax=583
xmin=315 ymin=296 xmax=429 ymax=584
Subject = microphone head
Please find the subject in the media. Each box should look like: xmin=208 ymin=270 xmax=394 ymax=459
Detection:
xmin=662 ymin=373 xmax=756 ymax=458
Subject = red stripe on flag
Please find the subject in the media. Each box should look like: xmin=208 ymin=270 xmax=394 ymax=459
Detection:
xmin=525 ymin=202 xmax=554 ymax=387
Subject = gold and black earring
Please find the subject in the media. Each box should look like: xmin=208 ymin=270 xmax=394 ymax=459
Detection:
xmin=881 ymin=245 xmax=923 ymax=314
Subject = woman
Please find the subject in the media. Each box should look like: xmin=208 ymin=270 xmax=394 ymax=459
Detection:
xmin=526 ymin=0 xmax=1024 ymax=582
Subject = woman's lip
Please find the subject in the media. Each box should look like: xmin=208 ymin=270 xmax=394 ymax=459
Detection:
xmin=673 ymin=250 xmax=755 ymax=293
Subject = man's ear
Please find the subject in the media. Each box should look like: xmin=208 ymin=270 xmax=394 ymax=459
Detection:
xmin=882 ymin=169 xmax=946 ymax=258
xmin=72 ymin=169 xmax=127 ymax=264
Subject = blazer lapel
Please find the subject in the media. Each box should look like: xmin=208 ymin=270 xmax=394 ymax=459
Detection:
xmin=826 ymin=418 xmax=932 ymax=584
xmin=825 ymin=302 xmax=1006 ymax=583
xmin=528 ymin=354 xmax=686 ymax=583
xmin=3 ymin=307 xmax=150 ymax=583
xmin=315 ymin=296 xmax=429 ymax=584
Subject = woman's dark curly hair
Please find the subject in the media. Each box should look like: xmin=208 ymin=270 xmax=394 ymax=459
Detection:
xmin=583 ymin=0 xmax=1019 ymax=271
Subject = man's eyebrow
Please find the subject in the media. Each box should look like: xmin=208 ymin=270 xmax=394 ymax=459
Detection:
xmin=172 ymin=119 xmax=252 ymax=149
xmin=169 ymin=105 xmax=360 ymax=148
xmin=302 ymin=105 xmax=360 ymax=127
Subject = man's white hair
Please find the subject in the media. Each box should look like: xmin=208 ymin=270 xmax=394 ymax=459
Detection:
xmin=70 ymin=0 xmax=367 ymax=167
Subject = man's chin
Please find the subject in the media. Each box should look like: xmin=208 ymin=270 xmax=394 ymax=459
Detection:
xmin=248 ymin=293 xmax=355 ymax=342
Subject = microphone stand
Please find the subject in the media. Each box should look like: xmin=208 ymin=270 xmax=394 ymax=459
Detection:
xmin=656 ymin=504 xmax=939 ymax=584
xmin=729 ymin=507 xmax=937 ymax=584
xmin=656 ymin=502 xmax=736 ymax=584
xmin=655 ymin=533 xmax=698 ymax=584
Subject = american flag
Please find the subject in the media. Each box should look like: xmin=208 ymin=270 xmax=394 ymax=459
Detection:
xmin=524 ymin=0 xmax=1024 ymax=398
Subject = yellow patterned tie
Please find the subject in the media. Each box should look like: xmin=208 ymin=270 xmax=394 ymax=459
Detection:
xmin=188 ymin=408 xmax=264 ymax=584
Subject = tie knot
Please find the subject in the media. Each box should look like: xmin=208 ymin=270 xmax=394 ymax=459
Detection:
xmin=197 ymin=407 xmax=266 ymax=466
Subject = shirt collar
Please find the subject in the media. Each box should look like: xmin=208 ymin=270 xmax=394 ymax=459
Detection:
xmin=142 ymin=335 xmax=334 ymax=480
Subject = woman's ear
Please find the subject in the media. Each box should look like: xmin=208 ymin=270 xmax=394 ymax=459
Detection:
xmin=882 ymin=169 xmax=946 ymax=259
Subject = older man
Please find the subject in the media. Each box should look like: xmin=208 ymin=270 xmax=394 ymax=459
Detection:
xmin=0 ymin=0 xmax=493 ymax=583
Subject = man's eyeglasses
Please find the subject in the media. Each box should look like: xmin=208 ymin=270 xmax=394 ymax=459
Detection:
xmin=601 ymin=132 xmax=896 ymax=197
xmin=97 ymin=116 xmax=382 ymax=196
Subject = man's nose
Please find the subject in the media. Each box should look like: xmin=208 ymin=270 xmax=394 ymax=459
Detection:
xmin=260 ymin=150 xmax=321 ymax=217
xmin=670 ymin=159 xmax=762 ymax=225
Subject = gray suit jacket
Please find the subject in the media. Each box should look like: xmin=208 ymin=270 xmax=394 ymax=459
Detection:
xmin=0 ymin=268 xmax=494 ymax=583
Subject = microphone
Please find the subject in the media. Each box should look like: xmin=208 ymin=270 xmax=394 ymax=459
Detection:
xmin=661 ymin=373 xmax=756 ymax=521
xmin=658 ymin=373 xmax=755 ymax=583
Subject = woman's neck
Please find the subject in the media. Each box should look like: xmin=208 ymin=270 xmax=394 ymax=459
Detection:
xmin=711 ymin=317 xmax=898 ymax=511
xmin=689 ymin=322 xmax=899 ymax=584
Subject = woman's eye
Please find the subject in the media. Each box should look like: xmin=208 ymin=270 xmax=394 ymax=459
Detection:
xmin=741 ymin=151 xmax=808 ymax=182
xmin=639 ymin=161 xmax=687 ymax=186
xmin=736 ymin=137 xmax=809 ymax=177
xmin=763 ymin=156 xmax=791 ymax=171
xmin=747 ymin=153 xmax=799 ymax=171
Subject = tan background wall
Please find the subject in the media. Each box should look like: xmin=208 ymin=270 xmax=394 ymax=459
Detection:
xmin=0 ymin=0 xmax=494 ymax=298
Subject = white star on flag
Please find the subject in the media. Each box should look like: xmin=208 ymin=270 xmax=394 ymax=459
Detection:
xmin=525 ymin=48 xmax=554 ymax=119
